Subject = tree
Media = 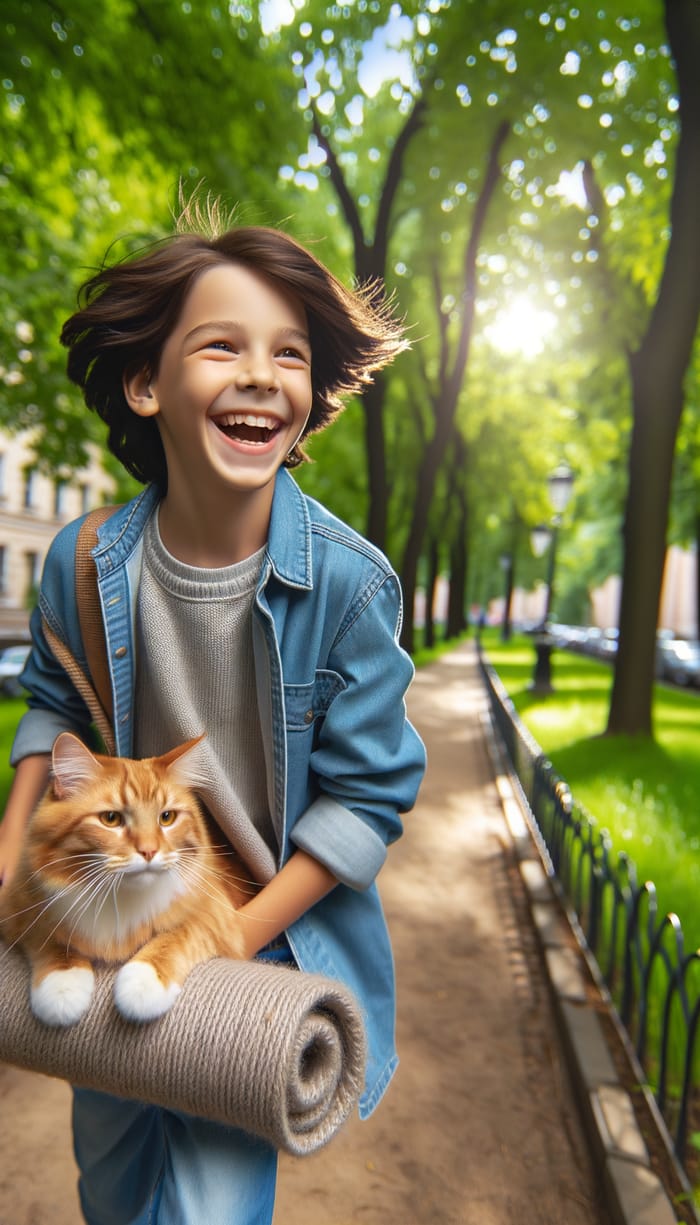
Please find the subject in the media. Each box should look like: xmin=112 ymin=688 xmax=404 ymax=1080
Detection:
xmin=397 ymin=119 xmax=509 ymax=652
xmin=607 ymin=0 xmax=700 ymax=735
xmin=3 ymin=0 xmax=698 ymax=690
xmin=309 ymin=96 xmax=427 ymax=546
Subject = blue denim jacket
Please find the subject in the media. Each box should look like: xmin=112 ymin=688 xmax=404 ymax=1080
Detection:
xmin=12 ymin=469 xmax=426 ymax=1117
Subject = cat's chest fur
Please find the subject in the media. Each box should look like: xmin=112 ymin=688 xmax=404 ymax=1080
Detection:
xmin=41 ymin=863 xmax=188 ymax=955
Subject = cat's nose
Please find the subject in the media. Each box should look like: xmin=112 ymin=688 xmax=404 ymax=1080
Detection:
xmin=139 ymin=848 xmax=158 ymax=862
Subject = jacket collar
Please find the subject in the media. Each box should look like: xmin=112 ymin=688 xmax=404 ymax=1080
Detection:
xmin=266 ymin=468 xmax=313 ymax=590
xmin=93 ymin=469 xmax=313 ymax=590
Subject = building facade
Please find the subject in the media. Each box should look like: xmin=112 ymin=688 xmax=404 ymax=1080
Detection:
xmin=0 ymin=430 xmax=115 ymax=639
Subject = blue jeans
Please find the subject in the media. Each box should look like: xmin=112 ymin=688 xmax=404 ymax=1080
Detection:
xmin=73 ymin=1092 xmax=277 ymax=1225
xmin=73 ymin=948 xmax=293 ymax=1225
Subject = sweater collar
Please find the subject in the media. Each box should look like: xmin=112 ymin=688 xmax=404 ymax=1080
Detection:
xmin=93 ymin=470 xmax=312 ymax=591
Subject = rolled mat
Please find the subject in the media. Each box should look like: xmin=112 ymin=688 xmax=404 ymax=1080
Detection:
xmin=0 ymin=948 xmax=367 ymax=1155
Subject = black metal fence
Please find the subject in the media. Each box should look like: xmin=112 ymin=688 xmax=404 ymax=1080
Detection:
xmin=480 ymin=656 xmax=700 ymax=1175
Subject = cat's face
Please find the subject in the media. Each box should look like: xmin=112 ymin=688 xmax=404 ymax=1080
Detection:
xmin=28 ymin=733 xmax=210 ymax=898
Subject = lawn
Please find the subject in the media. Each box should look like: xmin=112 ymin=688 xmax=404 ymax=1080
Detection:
xmin=481 ymin=630 xmax=700 ymax=951
xmin=0 ymin=696 xmax=24 ymax=804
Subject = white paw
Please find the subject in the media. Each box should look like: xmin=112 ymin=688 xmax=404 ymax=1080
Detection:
xmin=31 ymin=967 xmax=95 ymax=1027
xmin=114 ymin=961 xmax=181 ymax=1022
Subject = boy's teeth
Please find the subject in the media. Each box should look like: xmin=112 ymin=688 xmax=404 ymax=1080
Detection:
xmin=218 ymin=413 xmax=275 ymax=428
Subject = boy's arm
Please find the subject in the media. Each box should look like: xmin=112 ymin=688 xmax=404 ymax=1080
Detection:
xmin=236 ymin=851 xmax=337 ymax=959
xmin=0 ymin=754 xmax=51 ymax=885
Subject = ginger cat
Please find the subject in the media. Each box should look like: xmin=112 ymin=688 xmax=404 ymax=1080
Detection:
xmin=0 ymin=732 xmax=254 ymax=1027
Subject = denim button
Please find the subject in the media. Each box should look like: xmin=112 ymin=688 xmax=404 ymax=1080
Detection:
xmin=304 ymin=709 xmax=314 ymax=724
xmin=114 ymin=646 xmax=127 ymax=659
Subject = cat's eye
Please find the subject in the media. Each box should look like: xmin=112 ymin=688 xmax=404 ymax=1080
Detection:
xmin=99 ymin=811 xmax=124 ymax=828
xmin=160 ymin=810 xmax=178 ymax=827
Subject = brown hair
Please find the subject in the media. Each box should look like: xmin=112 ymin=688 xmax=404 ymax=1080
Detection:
xmin=61 ymin=224 xmax=407 ymax=489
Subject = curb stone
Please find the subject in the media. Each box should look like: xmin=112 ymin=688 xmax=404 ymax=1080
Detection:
xmin=479 ymin=706 xmax=684 ymax=1225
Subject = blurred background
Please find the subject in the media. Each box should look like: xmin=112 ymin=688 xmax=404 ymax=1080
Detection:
xmin=0 ymin=0 xmax=697 ymax=707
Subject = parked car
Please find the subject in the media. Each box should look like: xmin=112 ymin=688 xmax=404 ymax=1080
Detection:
xmin=0 ymin=645 xmax=30 ymax=696
xmin=657 ymin=638 xmax=700 ymax=687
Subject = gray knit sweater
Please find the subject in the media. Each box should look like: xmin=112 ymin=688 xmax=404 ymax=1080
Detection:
xmin=133 ymin=511 xmax=277 ymax=882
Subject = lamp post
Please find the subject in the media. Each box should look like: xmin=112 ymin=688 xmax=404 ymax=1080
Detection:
xmin=529 ymin=464 xmax=575 ymax=692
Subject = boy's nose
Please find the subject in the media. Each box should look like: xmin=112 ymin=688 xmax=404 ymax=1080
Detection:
xmin=235 ymin=351 xmax=279 ymax=391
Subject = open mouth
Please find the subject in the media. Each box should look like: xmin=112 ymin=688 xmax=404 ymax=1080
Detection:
xmin=213 ymin=412 xmax=283 ymax=446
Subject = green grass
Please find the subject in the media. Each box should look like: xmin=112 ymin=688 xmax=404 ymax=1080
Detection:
xmin=0 ymin=696 xmax=25 ymax=805
xmin=482 ymin=630 xmax=700 ymax=951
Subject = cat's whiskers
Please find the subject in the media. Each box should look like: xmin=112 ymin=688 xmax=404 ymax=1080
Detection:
xmin=35 ymin=865 xmax=117 ymax=954
xmin=176 ymin=846 xmax=258 ymax=890
xmin=0 ymin=861 xmax=109 ymax=958
xmin=171 ymin=859 xmax=242 ymax=916
xmin=21 ymin=851 xmax=106 ymax=887
xmin=91 ymin=870 xmax=121 ymax=931
xmin=64 ymin=872 xmax=118 ymax=954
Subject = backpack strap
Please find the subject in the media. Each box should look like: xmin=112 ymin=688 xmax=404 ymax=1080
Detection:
xmin=74 ymin=506 xmax=120 ymax=731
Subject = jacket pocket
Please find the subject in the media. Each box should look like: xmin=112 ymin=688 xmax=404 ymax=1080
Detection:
xmin=284 ymin=669 xmax=346 ymax=733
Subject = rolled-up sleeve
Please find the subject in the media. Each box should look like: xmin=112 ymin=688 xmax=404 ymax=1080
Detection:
xmin=290 ymin=574 xmax=426 ymax=890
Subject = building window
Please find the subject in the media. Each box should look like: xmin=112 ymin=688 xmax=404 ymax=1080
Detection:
xmin=23 ymin=468 xmax=37 ymax=511
xmin=0 ymin=545 xmax=6 ymax=596
xmin=54 ymin=479 xmax=68 ymax=518
xmin=24 ymin=550 xmax=40 ymax=604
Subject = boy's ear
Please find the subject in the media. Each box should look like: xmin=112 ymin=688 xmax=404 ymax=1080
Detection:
xmin=123 ymin=368 xmax=160 ymax=417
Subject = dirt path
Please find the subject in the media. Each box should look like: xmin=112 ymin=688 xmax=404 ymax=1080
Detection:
xmin=0 ymin=644 xmax=608 ymax=1224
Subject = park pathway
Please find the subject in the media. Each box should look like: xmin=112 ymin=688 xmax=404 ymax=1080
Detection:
xmin=0 ymin=643 xmax=608 ymax=1225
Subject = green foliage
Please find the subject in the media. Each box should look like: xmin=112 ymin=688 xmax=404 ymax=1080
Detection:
xmin=0 ymin=697 xmax=26 ymax=807
xmin=0 ymin=0 xmax=695 ymax=637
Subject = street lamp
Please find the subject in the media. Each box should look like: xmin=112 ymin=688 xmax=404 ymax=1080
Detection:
xmin=529 ymin=463 xmax=575 ymax=692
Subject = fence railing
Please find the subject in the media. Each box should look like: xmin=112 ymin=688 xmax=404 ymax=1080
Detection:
xmin=480 ymin=655 xmax=700 ymax=1176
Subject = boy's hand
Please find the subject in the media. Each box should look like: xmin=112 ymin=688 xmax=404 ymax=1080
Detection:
xmin=0 ymin=753 xmax=51 ymax=888
xmin=236 ymin=850 xmax=337 ymax=959
xmin=0 ymin=822 xmax=24 ymax=887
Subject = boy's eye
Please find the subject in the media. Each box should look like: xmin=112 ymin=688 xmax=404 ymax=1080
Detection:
xmin=99 ymin=811 xmax=124 ymax=828
xmin=205 ymin=340 xmax=235 ymax=353
xmin=278 ymin=346 xmax=308 ymax=363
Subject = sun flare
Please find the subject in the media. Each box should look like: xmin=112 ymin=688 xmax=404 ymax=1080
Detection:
xmin=483 ymin=297 xmax=558 ymax=359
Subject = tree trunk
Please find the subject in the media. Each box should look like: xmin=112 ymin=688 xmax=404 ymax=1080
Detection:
xmin=501 ymin=556 xmax=514 ymax=642
xmin=606 ymin=0 xmax=700 ymax=735
xmin=446 ymin=491 xmax=468 ymax=639
xmin=398 ymin=121 xmax=509 ymax=652
xmin=311 ymin=100 xmax=426 ymax=551
xmin=696 ymin=510 xmax=700 ymax=641
xmin=424 ymin=538 xmax=440 ymax=650
xmin=362 ymin=375 xmax=388 ymax=548
xmin=607 ymin=366 xmax=681 ymax=734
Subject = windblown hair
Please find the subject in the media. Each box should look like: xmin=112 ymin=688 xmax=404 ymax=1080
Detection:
xmin=61 ymin=210 xmax=408 ymax=489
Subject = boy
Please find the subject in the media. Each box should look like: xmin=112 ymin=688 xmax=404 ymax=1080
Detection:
xmin=0 ymin=205 xmax=426 ymax=1224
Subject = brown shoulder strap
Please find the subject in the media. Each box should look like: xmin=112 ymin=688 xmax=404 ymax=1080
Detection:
xmin=75 ymin=506 xmax=120 ymax=728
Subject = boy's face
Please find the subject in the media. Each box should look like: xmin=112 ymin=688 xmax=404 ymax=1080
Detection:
xmin=125 ymin=261 xmax=313 ymax=505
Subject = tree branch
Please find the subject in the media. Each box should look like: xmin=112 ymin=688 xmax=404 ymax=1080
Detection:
xmin=310 ymin=106 xmax=366 ymax=272
xmin=448 ymin=119 xmax=510 ymax=396
xmin=635 ymin=0 xmax=700 ymax=386
xmin=373 ymin=95 xmax=427 ymax=276
xmin=430 ymin=258 xmax=450 ymax=390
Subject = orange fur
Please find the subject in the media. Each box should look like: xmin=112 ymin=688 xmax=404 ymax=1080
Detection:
xmin=0 ymin=733 xmax=255 ymax=1023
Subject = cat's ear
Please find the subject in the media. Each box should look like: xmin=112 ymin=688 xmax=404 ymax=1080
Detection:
xmin=51 ymin=733 xmax=103 ymax=799
xmin=159 ymin=734 xmax=207 ymax=783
